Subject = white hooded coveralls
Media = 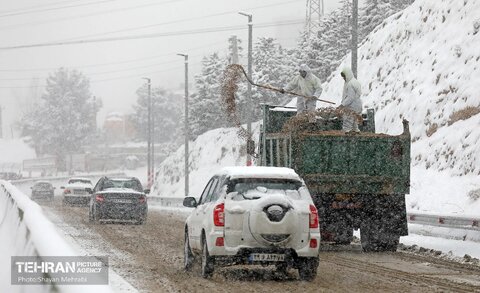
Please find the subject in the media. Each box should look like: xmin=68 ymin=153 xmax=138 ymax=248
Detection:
xmin=285 ymin=64 xmax=323 ymax=114
xmin=340 ymin=67 xmax=362 ymax=131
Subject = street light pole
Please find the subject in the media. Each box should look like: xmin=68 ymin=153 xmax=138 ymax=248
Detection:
xmin=239 ymin=11 xmax=253 ymax=166
xmin=352 ymin=0 xmax=358 ymax=77
xmin=142 ymin=77 xmax=152 ymax=187
xmin=177 ymin=54 xmax=189 ymax=197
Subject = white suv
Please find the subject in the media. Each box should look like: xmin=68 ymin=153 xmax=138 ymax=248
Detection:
xmin=183 ymin=166 xmax=320 ymax=281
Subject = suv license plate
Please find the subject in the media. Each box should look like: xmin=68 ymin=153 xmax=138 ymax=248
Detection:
xmin=249 ymin=253 xmax=285 ymax=262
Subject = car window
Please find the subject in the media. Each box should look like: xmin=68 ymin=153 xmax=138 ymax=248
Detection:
xmin=210 ymin=175 xmax=226 ymax=202
xmin=227 ymin=178 xmax=303 ymax=201
xmin=101 ymin=178 xmax=143 ymax=192
xmin=93 ymin=179 xmax=103 ymax=193
xmin=205 ymin=177 xmax=219 ymax=203
xmin=198 ymin=179 xmax=214 ymax=205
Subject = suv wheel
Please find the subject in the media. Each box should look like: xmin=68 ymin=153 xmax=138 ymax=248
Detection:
xmin=201 ymin=236 xmax=214 ymax=278
xmin=297 ymin=257 xmax=318 ymax=281
xmin=184 ymin=230 xmax=194 ymax=271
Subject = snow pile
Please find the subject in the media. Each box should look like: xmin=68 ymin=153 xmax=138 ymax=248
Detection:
xmin=152 ymin=123 xmax=259 ymax=198
xmin=320 ymin=0 xmax=480 ymax=176
xmin=0 ymin=139 xmax=36 ymax=163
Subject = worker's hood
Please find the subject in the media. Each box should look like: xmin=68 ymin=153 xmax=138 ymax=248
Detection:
xmin=341 ymin=67 xmax=355 ymax=82
xmin=299 ymin=64 xmax=312 ymax=78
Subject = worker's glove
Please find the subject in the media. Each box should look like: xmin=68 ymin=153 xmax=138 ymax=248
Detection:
xmin=279 ymin=88 xmax=285 ymax=94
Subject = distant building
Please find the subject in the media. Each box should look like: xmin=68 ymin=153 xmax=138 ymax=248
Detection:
xmin=103 ymin=112 xmax=136 ymax=144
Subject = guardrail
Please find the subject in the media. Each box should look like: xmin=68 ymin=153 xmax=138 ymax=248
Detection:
xmin=407 ymin=212 xmax=480 ymax=231
xmin=148 ymin=196 xmax=184 ymax=207
xmin=0 ymin=180 xmax=112 ymax=293
xmin=148 ymin=197 xmax=480 ymax=234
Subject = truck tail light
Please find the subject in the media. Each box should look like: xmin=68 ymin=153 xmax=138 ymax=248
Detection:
xmin=139 ymin=195 xmax=146 ymax=203
xmin=309 ymin=238 xmax=318 ymax=248
xmin=309 ymin=204 xmax=319 ymax=229
xmin=64 ymin=189 xmax=71 ymax=194
xmin=95 ymin=194 xmax=105 ymax=202
xmin=213 ymin=203 xmax=225 ymax=227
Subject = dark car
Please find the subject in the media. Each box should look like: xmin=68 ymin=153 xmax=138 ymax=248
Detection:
xmin=31 ymin=181 xmax=55 ymax=201
xmin=89 ymin=176 xmax=149 ymax=224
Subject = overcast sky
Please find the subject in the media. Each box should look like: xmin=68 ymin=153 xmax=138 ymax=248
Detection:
xmin=0 ymin=0 xmax=347 ymax=137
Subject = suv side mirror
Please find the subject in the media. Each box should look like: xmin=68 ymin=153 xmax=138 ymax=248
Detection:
xmin=183 ymin=197 xmax=197 ymax=208
xmin=144 ymin=189 xmax=150 ymax=194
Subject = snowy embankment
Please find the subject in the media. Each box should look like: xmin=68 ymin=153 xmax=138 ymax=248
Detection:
xmin=151 ymin=123 xmax=259 ymax=199
xmin=0 ymin=181 xmax=115 ymax=293
xmin=318 ymin=0 xmax=480 ymax=215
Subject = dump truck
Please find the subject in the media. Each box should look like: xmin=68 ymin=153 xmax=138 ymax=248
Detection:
xmin=257 ymin=104 xmax=411 ymax=252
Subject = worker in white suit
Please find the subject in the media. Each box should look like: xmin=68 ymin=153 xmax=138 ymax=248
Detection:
xmin=281 ymin=64 xmax=323 ymax=115
xmin=339 ymin=67 xmax=362 ymax=132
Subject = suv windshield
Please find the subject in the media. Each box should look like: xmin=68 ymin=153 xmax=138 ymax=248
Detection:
xmin=102 ymin=178 xmax=143 ymax=192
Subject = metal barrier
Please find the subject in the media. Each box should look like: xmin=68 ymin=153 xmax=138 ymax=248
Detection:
xmin=148 ymin=196 xmax=185 ymax=207
xmin=407 ymin=212 xmax=480 ymax=231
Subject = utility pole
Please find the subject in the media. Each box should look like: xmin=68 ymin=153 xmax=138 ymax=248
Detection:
xmin=0 ymin=105 xmax=3 ymax=139
xmin=177 ymin=54 xmax=189 ymax=197
xmin=239 ymin=11 xmax=253 ymax=166
xmin=151 ymin=90 xmax=155 ymax=183
xmin=142 ymin=77 xmax=152 ymax=188
xmin=229 ymin=35 xmax=239 ymax=64
xmin=352 ymin=0 xmax=359 ymax=77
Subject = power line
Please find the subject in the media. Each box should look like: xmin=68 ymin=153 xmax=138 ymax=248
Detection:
xmin=62 ymin=0 xmax=303 ymax=41
xmin=0 ymin=0 xmax=90 ymax=14
xmin=0 ymin=19 xmax=304 ymax=50
xmin=0 ymin=60 xmax=203 ymax=88
xmin=0 ymin=0 xmax=118 ymax=18
xmin=0 ymin=51 xmax=209 ymax=81
xmin=0 ymin=0 xmax=187 ymax=31
xmin=0 ymin=40 xmax=225 ymax=72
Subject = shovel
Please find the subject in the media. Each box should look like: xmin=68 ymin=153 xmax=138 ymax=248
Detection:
xmin=223 ymin=64 xmax=336 ymax=105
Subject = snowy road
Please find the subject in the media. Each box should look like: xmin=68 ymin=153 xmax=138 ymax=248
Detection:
xmin=40 ymin=199 xmax=480 ymax=293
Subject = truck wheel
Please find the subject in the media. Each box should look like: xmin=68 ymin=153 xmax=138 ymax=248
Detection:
xmin=361 ymin=223 xmax=399 ymax=252
xmin=184 ymin=230 xmax=195 ymax=271
xmin=297 ymin=257 xmax=318 ymax=281
xmin=334 ymin=222 xmax=353 ymax=245
xmin=200 ymin=236 xmax=214 ymax=278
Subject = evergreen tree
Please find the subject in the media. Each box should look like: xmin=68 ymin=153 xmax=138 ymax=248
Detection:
xmin=190 ymin=52 xmax=230 ymax=137
xmin=131 ymin=85 xmax=182 ymax=144
xmin=20 ymin=68 xmax=99 ymax=168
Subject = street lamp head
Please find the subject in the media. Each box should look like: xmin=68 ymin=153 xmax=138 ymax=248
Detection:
xmin=177 ymin=53 xmax=188 ymax=57
xmin=142 ymin=77 xmax=151 ymax=83
xmin=238 ymin=11 xmax=252 ymax=18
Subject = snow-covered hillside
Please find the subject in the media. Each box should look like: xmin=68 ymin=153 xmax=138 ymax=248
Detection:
xmin=152 ymin=0 xmax=480 ymax=215
xmin=151 ymin=124 xmax=259 ymax=199
xmin=320 ymin=0 xmax=480 ymax=176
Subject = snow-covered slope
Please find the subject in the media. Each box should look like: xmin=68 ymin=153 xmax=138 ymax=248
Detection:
xmin=151 ymin=124 xmax=259 ymax=199
xmin=318 ymin=0 xmax=480 ymax=214
xmin=320 ymin=0 xmax=480 ymax=176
